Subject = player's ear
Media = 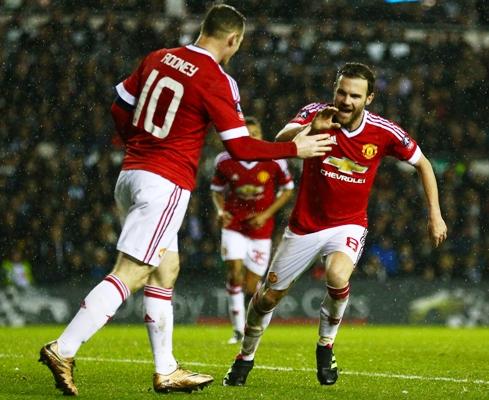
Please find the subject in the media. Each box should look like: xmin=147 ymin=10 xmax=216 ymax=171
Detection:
xmin=365 ymin=92 xmax=374 ymax=106
xmin=227 ymin=31 xmax=240 ymax=47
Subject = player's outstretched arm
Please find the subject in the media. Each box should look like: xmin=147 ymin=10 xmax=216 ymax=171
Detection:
xmin=223 ymin=134 xmax=333 ymax=161
xmin=414 ymin=154 xmax=448 ymax=247
xmin=275 ymin=124 xmax=311 ymax=142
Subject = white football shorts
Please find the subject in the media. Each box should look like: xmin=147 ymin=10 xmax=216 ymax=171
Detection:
xmin=221 ymin=228 xmax=272 ymax=277
xmin=114 ymin=170 xmax=190 ymax=267
xmin=266 ymin=225 xmax=367 ymax=290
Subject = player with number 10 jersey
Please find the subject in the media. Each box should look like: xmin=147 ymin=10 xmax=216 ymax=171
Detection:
xmin=115 ymin=44 xmax=251 ymax=191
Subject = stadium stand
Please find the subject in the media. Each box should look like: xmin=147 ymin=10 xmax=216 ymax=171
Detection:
xmin=0 ymin=1 xmax=488 ymax=290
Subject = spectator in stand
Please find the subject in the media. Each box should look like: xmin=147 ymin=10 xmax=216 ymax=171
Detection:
xmin=1 ymin=245 xmax=33 ymax=289
xmin=0 ymin=6 xmax=487 ymax=300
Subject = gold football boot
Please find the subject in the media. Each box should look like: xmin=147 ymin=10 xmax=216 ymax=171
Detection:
xmin=39 ymin=341 xmax=78 ymax=396
xmin=153 ymin=367 xmax=214 ymax=393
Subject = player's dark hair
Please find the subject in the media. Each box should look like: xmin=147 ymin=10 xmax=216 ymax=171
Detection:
xmin=335 ymin=63 xmax=376 ymax=95
xmin=201 ymin=4 xmax=246 ymax=38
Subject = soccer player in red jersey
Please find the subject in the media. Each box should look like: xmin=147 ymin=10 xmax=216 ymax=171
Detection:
xmin=223 ymin=63 xmax=448 ymax=387
xmin=38 ymin=5 xmax=334 ymax=396
xmin=211 ymin=117 xmax=294 ymax=344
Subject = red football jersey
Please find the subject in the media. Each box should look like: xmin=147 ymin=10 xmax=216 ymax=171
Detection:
xmin=211 ymin=152 xmax=294 ymax=239
xmin=287 ymin=103 xmax=422 ymax=234
xmin=115 ymin=45 xmax=248 ymax=191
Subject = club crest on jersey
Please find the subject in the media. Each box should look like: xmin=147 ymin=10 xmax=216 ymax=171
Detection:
xmin=323 ymin=156 xmax=368 ymax=175
xmin=362 ymin=144 xmax=378 ymax=159
xmin=257 ymin=171 xmax=270 ymax=183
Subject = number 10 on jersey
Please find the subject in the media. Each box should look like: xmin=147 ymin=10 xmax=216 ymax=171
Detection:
xmin=132 ymin=69 xmax=184 ymax=139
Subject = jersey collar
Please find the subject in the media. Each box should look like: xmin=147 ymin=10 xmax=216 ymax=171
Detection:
xmin=340 ymin=110 xmax=368 ymax=138
xmin=239 ymin=161 xmax=258 ymax=169
xmin=186 ymin=44 xmax=217 ymax=62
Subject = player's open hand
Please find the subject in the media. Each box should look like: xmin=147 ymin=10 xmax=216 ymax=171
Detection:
xmin=428 ymin=214 xmax=447 ymax=247
xmin=311 ymin=106 xmax=341 ymax=132
xmin=293 ymin=128 xmax=336 ymax=159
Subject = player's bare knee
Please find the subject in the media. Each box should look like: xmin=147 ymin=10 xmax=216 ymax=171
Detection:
xmin=324 ymin=253 xmax=354 ymax=288
xmin=326 ymin=269 xmax=350 ymax=288
xmin=111 ymin=252 xmax=153 ymax=292
xmin=148 ymin=251 xmax=180 ymax=288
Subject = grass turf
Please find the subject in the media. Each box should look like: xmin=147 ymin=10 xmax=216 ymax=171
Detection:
xmin=0 ymin=324 xmax=488 ymax=399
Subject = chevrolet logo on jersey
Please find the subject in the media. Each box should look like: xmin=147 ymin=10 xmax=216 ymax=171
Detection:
xmin=236 ymin=184 xmax=264 ymax=200
xmin=323 ymin=156 xmax=368 ymax=175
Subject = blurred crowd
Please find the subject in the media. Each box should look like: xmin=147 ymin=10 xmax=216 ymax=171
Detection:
xmin=1 ymin=4 xmax=488 ymax=289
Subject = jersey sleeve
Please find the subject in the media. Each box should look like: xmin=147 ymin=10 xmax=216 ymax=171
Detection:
xmin=204 ymin=73 xmax=248 ymax=141
xmin=274 ymin=159 xmax=295 ymax=189
xmin=289 ymin=102 xmax=327 ymax=125
xmin=115 ymin=54 xmax=151 ymax=108
xmin=386 ymin=126 xmax=422 ymax=165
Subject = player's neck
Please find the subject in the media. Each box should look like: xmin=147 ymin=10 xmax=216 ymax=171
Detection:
xmin=344 ymin=111 xmax=365 ymax=132
xmin=194 ymin=36 xmax=224 ymax=63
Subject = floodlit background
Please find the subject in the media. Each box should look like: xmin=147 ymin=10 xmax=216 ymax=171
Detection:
xmin=0 ymin=0 xmax=488 ymax=327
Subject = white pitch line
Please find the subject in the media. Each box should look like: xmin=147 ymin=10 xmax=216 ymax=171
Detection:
xmin=3 ymin=353 xmax=488 ymax=386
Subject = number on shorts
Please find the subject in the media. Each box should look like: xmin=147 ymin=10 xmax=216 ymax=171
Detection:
xmin=132 ymin=69 xmax=184 ymax=139
xmin=346 ymin=237 xmax=359 ymax=252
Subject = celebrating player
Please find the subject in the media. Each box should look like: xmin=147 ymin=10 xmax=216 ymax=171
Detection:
xmin=223 ymin=62 xmax=448 ymax=387
xmin=211 ymin=117 xmax=294 ymax=344
xmin=38 ymin=4 xmax=334 ymax=396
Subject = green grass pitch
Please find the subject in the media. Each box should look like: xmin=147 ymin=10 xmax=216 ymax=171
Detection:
xmin=1 ymin=324 xmax=488 ymax=399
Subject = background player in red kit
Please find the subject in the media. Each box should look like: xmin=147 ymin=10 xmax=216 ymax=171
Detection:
xmin=38 ymin=4 xmax=334 ymax=396
xmin=223 ymin=63 xmax=448 ymax=387
xmin=211 ymin=117 xmax=294 ymax=344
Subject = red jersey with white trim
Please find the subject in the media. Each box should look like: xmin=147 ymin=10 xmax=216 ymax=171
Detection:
xmin=288 ymin=103 xmax=422 ymax=234
xmin=115 ymin=45 xmax=248 ymax=191
xmin=211 ymin=152 xmax=294 ymax=239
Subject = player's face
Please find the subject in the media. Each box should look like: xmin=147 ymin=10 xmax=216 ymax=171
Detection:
xmin=247 ymin=123 xmax=263 ymax=140
xmin=333 ymin=76 xmax=374 ymax=131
